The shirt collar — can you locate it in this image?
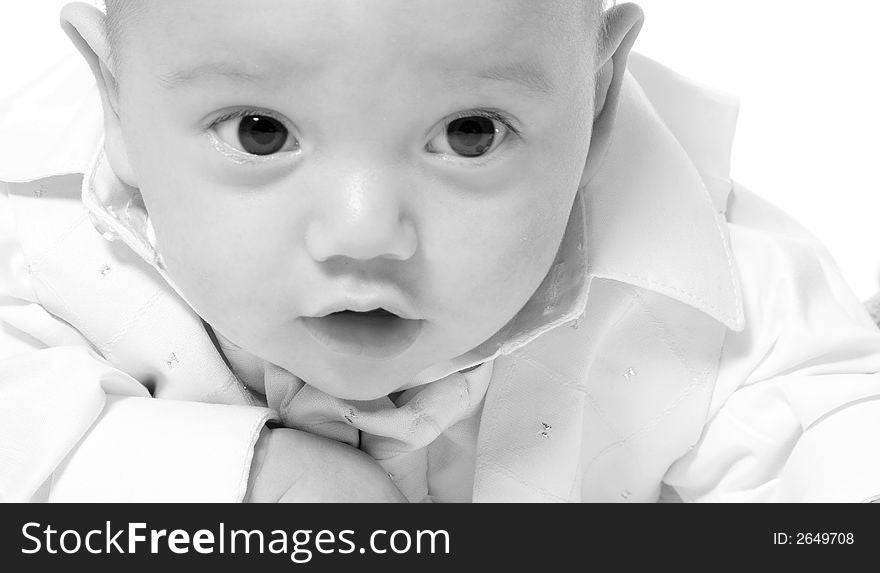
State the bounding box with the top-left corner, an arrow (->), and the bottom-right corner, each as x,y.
582,69 -> 745,332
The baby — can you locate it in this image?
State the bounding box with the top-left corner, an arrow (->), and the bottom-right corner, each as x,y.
2,0 -> 880,502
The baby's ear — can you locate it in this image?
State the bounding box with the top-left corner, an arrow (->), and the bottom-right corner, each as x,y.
580,3 -> 644,187
60,2 -> 138,188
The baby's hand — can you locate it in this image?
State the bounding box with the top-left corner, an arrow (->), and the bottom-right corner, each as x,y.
246,427 -> 406,503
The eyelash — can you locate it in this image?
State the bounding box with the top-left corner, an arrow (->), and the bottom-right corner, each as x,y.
446,109 -> 522,138
209,108 -> 285,131
429,109 -> 522,165
206,108 -> 297,164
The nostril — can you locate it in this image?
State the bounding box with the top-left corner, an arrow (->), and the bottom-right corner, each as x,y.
305,214 -> 418,263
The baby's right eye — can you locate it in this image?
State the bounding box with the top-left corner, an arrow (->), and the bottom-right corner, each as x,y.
211,112 -> 300,157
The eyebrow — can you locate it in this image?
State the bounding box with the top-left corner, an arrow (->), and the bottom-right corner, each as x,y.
157,62 -> 276,90
472,62 -> 556,97
157,59 -> 556,98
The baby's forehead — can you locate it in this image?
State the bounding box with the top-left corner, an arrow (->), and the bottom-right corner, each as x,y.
109,0 -> 595,23
110,0 -> 599,94
108,0 -> 599,57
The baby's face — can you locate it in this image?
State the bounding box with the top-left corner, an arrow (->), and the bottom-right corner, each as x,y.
115,0 -> 597,399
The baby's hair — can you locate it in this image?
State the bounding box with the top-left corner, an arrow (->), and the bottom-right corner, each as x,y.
102,0 -> 129,51
103,0 -> 615,68
102,0 -> 141,71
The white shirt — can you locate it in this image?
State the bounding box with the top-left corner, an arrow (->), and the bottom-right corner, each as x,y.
3,52 -> 880,502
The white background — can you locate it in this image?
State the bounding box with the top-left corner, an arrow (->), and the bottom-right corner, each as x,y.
3,0 -> 880,298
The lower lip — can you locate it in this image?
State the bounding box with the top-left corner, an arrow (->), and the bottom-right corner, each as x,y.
301,313 -> 423,360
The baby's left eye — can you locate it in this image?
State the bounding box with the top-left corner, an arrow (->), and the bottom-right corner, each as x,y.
211,112 -> 300,157
427,114 -> 512,159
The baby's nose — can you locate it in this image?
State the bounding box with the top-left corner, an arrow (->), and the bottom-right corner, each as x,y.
305,170 -> 418,263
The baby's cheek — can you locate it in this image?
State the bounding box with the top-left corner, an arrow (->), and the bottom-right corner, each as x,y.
513,226 -> 564,290
464,217 -> 561,315
150,214 -> 248,311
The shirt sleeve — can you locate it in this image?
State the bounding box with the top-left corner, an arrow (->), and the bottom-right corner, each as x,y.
0,187 -> 272,502
664,184 -> 880,502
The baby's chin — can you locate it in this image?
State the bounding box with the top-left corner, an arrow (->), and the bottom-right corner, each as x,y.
265,323 -> 473,401
255,341 -> 420,402
293,359 -> 418,402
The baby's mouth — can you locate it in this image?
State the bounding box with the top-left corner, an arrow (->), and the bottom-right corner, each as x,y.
301,309 -> 423,360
